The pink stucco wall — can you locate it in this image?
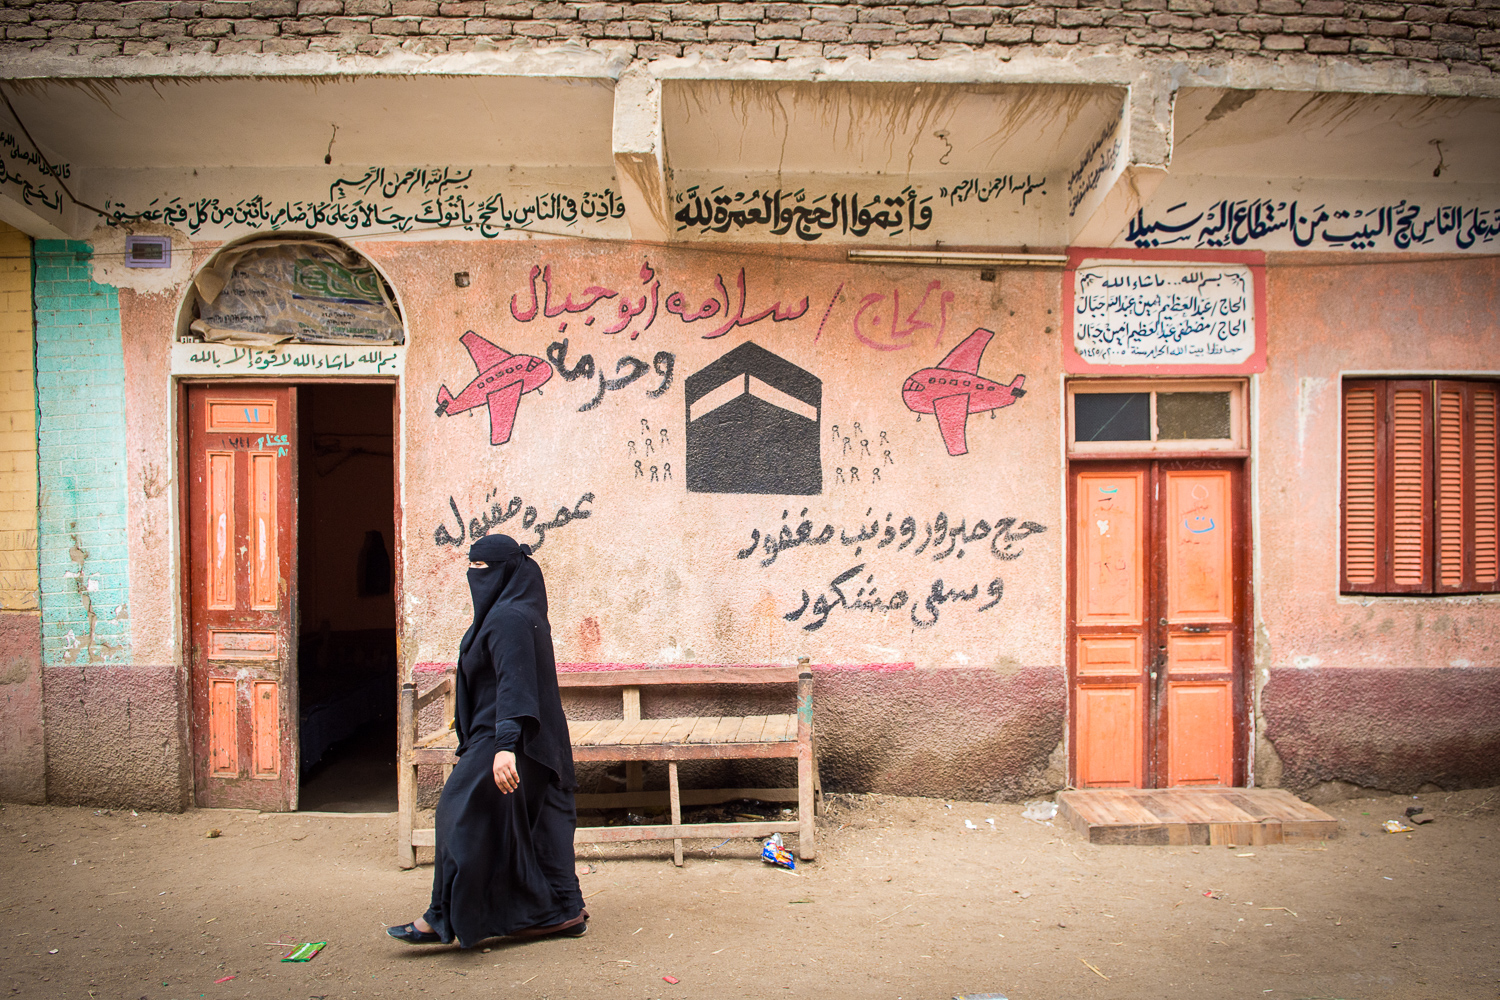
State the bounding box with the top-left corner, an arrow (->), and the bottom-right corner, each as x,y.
76,240 -> 1499,810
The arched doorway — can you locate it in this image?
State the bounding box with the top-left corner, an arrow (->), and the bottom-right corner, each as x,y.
178,235 -> 405,812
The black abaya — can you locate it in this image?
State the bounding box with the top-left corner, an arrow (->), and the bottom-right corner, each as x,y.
422,535 -> 583,947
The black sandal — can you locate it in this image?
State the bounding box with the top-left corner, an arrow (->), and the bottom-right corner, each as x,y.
387,922 -> 443,945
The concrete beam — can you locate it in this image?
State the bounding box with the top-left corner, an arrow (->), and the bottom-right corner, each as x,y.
1067,71 -> 1172,248
0,191 -> 72,241
612,68 -> 672,245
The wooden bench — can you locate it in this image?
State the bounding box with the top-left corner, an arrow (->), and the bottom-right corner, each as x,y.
397,659 -> 820,869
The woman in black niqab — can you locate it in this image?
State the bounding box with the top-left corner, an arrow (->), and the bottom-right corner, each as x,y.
387,534 -> 585,947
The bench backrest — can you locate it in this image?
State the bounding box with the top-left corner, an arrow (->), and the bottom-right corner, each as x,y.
555,665 -> 804,688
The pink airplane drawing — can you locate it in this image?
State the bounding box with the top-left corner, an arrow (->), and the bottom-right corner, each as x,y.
901,328 -> 1026,456
434,331 -> 553,445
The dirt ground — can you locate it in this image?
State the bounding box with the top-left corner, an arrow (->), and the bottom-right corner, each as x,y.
2,787 -> 1497,1000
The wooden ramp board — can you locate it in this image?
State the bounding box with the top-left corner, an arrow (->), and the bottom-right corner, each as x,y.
1057,788 -> 1339,846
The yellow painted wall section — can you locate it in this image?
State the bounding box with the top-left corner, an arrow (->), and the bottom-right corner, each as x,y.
0,222 -> 38,612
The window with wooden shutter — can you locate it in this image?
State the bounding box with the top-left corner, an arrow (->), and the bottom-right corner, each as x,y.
1342,379 -> 1500,595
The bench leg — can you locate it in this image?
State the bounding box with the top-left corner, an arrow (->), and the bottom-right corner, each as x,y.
797,748 -> 816,861
397,760 -> 417,869
668,761 -> 683,867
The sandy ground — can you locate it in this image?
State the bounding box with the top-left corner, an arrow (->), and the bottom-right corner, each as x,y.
2,788 -> 1497,1000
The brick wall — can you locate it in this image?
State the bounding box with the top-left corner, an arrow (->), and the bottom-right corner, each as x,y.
0,1 -> 1493,75
34,240 -> 129,666
0,222 -> 37,614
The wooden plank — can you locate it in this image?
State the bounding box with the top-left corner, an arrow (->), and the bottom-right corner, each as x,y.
412,747 -> 461,765
709,716 -> 744,744
577,787 -> 800,809
732,715 -> 770,744
686,716 -> 722,744
661,717 -> 697,745
599,718 -> 653,747
1056,788 -> 1335,846
567,719 -> 609,744
579,720 -> 632,747
575,820 -> 797,845
763,714 -> 796,743
572,742 -> 800,763
558,667 -> 800,688
624,717 -> 677,747
411,828 -> 436,848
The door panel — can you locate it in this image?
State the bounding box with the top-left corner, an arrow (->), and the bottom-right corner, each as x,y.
1070,458 -> 1247,788
1165,682 -> 1232,786
1077,470 -> 1145,624
187,386 -> 298,810
1076,685 -> 1143,788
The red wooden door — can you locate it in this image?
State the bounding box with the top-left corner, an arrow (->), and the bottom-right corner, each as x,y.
1068,459 -> 1247,788
186,386 -> 298,810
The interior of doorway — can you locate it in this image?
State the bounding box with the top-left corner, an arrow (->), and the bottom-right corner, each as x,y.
295,383 -> 397,812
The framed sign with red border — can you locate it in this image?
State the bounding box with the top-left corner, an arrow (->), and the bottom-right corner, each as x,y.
1063,247 -> 1267,375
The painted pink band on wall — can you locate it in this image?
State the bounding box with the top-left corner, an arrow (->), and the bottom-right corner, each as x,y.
412,661 -> 915,674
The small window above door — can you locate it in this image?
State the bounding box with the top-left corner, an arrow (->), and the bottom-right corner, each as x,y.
1068,380 -> 1247,455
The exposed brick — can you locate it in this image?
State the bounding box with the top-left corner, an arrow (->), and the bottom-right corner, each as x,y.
754,20 -> 802,35
718,4 -> 767,20
1322,17 -> 1366,32
74,1 -> 124,15
1014,6 -> 1056,22
1167,0 -> 1212,12
906,6 -> 948,21
820,40 -> 869,55
1237,13 -> 1280,29
897,24 -> 941,40
1304,32 -> 1349,48
774,38 -> 819,55
1104,11 -> 1148,25
261,33 -> 309,46
1365,18 -> 1408,33
628,5 -> 671,21
1436,39 -> 1479,57
1392,36 -> 1437,53
1033,24 -> 1080,39
511,17 -> 554,33
298,0 -> 341,13
1258,0 -> 1303,12
937,23 -> 982,39
215,34 -> 261,47
1078,24 -> 1126,39
391,1 -> 436,13
1451,8 -> 1495,27
1403,4 -> 1445,22
1301,0 -> 1344,11
187,16 -> 232,32
198,1 -> 250,14
635,39 -> 682,55
463,15 -> 512,29
395,32 -> 446,48
481,1 -> 531,13
1125,0 -> 1168,10
1147,11 -> 1195,25
728,40 -> 776,55
1261,30 -> 1305,44
55,22 -> 96,36
436,0 -> 481,11
169,3 -> 201,15
1216,29 -> 1260,44
35,2 -> 78,18
800,20 -> 846,37
121,36 -> 170,50
232,14 -> 281,29
849,22 -> 898,40
370,14 -> 420,29
0,9 -> 33,22
661,21 -> 706,37
1167,27 -> 1212,42
856,6 -> 906,21
1357,2 -> 1403,19
325,14 -> 371,28
948,5 -> 994,23
138,18 -> 188,34
249,0 -> 296,13
765,3 -> 810,19
1058,8 -> 1104,24
575,3 -> 620,19
281,14 -> 329,30
530,1 -> 573,18
1431,22 -> 1476,40
1350,32 -> 1391,48
811,4 -> 855,21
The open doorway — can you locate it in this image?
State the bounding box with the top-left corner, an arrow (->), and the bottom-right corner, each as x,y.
296,383 -> 397,811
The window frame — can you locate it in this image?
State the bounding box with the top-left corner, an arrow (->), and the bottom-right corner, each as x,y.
1340,377 -> 1500,597
1067,379 -> 1248,457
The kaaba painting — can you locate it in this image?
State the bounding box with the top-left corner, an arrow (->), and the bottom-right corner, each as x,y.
685,342 -> 822,495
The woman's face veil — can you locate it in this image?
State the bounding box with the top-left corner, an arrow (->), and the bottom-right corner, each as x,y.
459,534 -> 534,665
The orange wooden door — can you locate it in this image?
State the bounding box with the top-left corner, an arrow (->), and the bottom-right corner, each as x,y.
1069,460 -> 1247,788
186,386 -> 298,810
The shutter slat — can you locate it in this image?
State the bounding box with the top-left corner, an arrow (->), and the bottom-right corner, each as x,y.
1389,388 -> 1427,587
1437,387 -> 1466,587
1343,387 -> 1379,587
1475,386 -> 1498,586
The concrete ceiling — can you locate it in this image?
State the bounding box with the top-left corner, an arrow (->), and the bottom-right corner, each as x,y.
3,75 -> 617,170
663,80 -> 1125,178
1172,88 -> 1500,185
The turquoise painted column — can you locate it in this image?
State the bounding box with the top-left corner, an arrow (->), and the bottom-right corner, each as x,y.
34,240 -> 130,665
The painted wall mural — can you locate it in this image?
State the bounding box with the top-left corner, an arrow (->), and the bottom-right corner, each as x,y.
901,328 -> 1027,457
434,331 -> 553,446
398,243 -> 1061,668
685,342 -> 822,496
